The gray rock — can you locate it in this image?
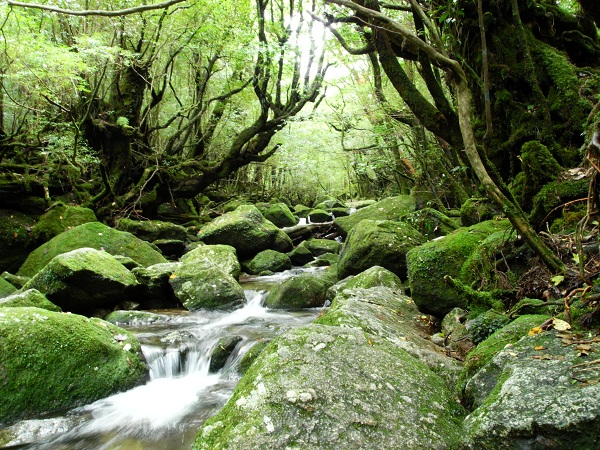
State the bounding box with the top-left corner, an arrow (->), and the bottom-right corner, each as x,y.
193,325 -> 464,450
462,330 -> 600,449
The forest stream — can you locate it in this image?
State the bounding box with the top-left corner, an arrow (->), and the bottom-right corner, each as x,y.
2,269 -> 323,450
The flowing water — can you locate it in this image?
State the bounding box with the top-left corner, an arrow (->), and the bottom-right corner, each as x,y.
2,269 -> 322,450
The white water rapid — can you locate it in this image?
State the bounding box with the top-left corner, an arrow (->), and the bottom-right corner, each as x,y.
2,273 -> 322,450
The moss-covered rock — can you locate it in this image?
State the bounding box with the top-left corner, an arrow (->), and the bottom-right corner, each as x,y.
0,277 -> 17,298
307,208 -> 331,223
333,196 -> 416,238
115,218 -> 188,242
328,266 -> 403,300
462,328 -> 600,449
180,244 -> 240,279
265,270 -> 337,309
104,309 -> 173,325
31,205 -> 97,244
0,307 -> 147,424
131,262 -> 181,309
1,272 -> 29,289
0,289 -> 61,312
193,324 -> 464,450
0,210 -> 37,274
317,286 -> 461,386
197,205 -> 293,259
238,340 -> 270,374
466,310 -> 511,345
170,260 -> 245,311
293,204 -> 311,218
303,238 -> 341,256
17,222 -> 167,278
401,207 -> 460,239
338,220 -> 425,280
458,314 -> 550,406
305,252 -> 339,268
22,248 -> 139,314
243,250 -> 292,275
407,220 -> 511,317
519,140 -> 563,207
259,203 -> 297,228
287,243 -> 314,266
209,336 -> 243,373
460,198 -> 502,227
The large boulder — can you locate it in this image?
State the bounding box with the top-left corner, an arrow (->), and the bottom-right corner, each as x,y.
0,289 -> 61,312
333,195 -> 416,238
338,220 -> 425,280
17,222 -> 167,278
317,286 -> 461,386
31,204 -> 97,243
170,256 -> 245,311
243,250 -> 292,275
327,266 -> 404,301
0,307 -> 147,424
180,244 -> 241,278
265,270 -> 337,309
462,327 -> 600,449
259,203 -> 297,228
406,220 -> 511,317
197,205 -> 293,259
193,291 -> 464,449
115,218 -> 189,242
302,238 -> 341,256
23,248 -> 139,314
131,262 -> 182,309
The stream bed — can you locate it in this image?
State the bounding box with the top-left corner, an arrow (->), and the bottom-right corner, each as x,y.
2,269 -> 322,449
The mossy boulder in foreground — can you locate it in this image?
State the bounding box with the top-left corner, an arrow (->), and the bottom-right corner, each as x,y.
193,323 -> 463,449
462,328 -> 600,449
197,205 -> 292,259
338,219 -> 425,280
23,248 -> 139,314
0,307 -> 147,425
17,222 -> 167,278
116,218 -> 188,242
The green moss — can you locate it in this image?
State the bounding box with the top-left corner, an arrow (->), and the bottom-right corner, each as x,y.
0,289 -> 61,312
407,220 -> 511,316
17,222 -> 167,278
0,307 -> 147,424
529,179 -> 589,228
239,340 -> 270,374
0,210 -> 37,273
31,205 -> 97,244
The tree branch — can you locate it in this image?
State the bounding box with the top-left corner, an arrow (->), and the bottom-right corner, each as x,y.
6,0 -> 188,17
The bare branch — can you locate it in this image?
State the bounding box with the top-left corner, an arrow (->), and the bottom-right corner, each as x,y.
6,0 -> 188,17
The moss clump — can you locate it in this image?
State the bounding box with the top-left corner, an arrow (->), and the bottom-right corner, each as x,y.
0,277 -> 17,298
17,222 -> 167,278
460,198 -> 502,226
529,179 -> 589,228
401,207 -> 459,239
0,289 -> 61,312
519,140 -> 563,209
0,307 -> 147,424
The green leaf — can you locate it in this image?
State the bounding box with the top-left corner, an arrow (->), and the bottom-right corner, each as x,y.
551,275 -> 564,286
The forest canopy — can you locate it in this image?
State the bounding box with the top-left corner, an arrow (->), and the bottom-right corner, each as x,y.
1,0 -> 599,271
